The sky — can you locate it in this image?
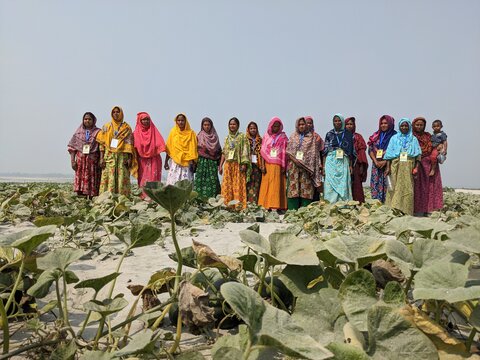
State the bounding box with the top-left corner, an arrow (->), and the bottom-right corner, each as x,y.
0,0 -> 479,188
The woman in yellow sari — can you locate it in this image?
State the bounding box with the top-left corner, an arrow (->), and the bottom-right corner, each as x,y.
165,113 -> 198,185
96,106 -> 138,196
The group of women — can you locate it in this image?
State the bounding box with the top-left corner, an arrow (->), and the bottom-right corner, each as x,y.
68,107 -> 445,216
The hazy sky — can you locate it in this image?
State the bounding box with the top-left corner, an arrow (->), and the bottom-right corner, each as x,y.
1,0 -> 479,188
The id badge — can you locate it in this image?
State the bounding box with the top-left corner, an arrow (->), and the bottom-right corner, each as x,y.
400,152 -> 408,162
336,149 -> 344,159
227,150 -> 235,160
82,144 -> 91,154
295,151 -> 304,161
252,155 -> 257,163
270,149 -> 278,158
110,138 -> 119,149
376,149 -> 384,159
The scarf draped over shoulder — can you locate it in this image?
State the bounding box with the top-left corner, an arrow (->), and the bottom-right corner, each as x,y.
412,117 -> 433,157
96,106 -> 135,154
368,115 -> 397,152
133,112 -> 166,158
68,112 -> 100,153
384,118 -> 422,159
260,117 -> 288,168
197,117 -> 222,161
246,121 -> 265,169
322,114 -> 354,157
166,113 -> 198,167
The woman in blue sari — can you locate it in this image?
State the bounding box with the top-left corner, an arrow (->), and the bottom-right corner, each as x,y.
322,114 -> 354,203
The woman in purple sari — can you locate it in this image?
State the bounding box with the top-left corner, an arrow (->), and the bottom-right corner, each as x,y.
412,117 -> 444,215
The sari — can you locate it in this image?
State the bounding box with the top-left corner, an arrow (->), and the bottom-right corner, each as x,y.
246,122 -> 264,204
345,117 -> 368,203
412,117 -> 443,214
68,112 -> 101,197
258,117 -> 288,210
368,115 -> 396,203
305,116 -> 325,200
166,113 -> 198,185
286,117 -> 322,209
195,117 -> 221,199
221,124 -> 250,208
384,118 -> 421,215
133,112 -> 166,197
96,106 -> 138,196
323,114 -> 354,203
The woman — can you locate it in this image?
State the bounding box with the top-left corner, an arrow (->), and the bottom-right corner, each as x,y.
286,117 -> 322,210
322,114 -> 354,203
258,117 -> 288,211
384,118 -> 421,215
412,117 -> 443,215
195,117 -> 222,199
96,106 -> 137,196
68,112 -> 101,198
133,112 -> 166,198
246,121 -> 265,204
165,113 -> 198,185
305,116 -> 325,200
367,115 -> 397,203
345,117 -> 368,203
218,117 -> 250,209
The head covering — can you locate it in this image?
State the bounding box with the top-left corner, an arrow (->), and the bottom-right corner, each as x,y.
133,112 -> 166,158
197,117 -> 221,160
412,117 -> 432,156
345,117 -> 368,165
305,115 -> 324,152
95,106 -> 135,154
323,114 -> 354,156
260,117 -> 288,168
286,117 -> 319,176
68,112 -> 100,153
246,121 -> 262,158
166,113 -> 198,166
384,118 -> 422,159
367,115 -> 397,151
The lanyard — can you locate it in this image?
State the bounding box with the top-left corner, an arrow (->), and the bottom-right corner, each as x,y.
114,122 -> 123,138
85,130 -> 90,142
401,136 -> 409,151
335,131 -> 345,149
379,132 -> 386,148
252,138 -> 256,152
229,133 -> 237,149
298,133 -> 305,149
272,134 -> 280,147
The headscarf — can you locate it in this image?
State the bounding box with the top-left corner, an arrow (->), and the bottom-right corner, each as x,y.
286,117 -> 320,177
246,121 -> 263,159
223,118 -> 250,165
96,106 -> 135,154
68,112 -> 101,153
384,118 -> 422,159
197,117 -> 221,161
367,115 -> 397,151
133,112 -> 166,158
323,114 -> 354,157
166,113 -> 198,166
305,115 -> 325,152
412,117 -> 432,156
345,117 -> 368,163
260,117 -> 288,168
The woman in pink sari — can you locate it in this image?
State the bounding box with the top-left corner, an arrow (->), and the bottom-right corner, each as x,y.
412,117 -> 443,215
133,112 -> 166,198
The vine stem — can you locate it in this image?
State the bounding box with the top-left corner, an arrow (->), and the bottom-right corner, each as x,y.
466,328 -> 477,352
170,215 -> 182,296
4,258 -> 25,314
257,260 -> 269,296
0,300 -> 9,354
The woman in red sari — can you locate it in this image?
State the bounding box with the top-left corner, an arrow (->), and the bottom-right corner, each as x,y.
133,112 -> 166,198
68,112 -> 101,198
412,117 -> 443,215
345,117 -> 368,203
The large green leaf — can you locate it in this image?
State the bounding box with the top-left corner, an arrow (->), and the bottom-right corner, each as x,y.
211,324 -> 249,360
444,221 -> 480,254
114,329 -> 156,357
239,230 -> 271,255
367,306 -> 437,359
37,247 -> 84,271
292,288 -> 343,345
279,265 -> 327,296
413,262 -> 480,303
50,340 -> 77,360
84,297 -> 128,316
221,282 -> 332,359
326,342 -> 370,360
144,180 -> 192,215
324,235 -> 385,268
386,216 -> 453,240
0,225 -> 56,254
385,239 -> 413,277
129,224 -> 161,249
74,272 -> 121,293
79,351 -> 114,360
338,270 -> 377,332
27,268 -> 62,298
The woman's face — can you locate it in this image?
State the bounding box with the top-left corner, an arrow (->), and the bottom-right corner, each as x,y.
333,116 -> 343,131
297,119 -> 306,133
176,115 -> 186,130
400,122 -> 410,134
248,123 -> 258,137
414,120 -> 425,133
229,120 -> 239,133
345,120 -> 354,132
112,107 -> 122,121
141,116 -> 151,127
83,114 -> 94,129
380,119 -> 389,132
202,120 -> 212,133
271,121 -> 281,134
305,118 -> 314,131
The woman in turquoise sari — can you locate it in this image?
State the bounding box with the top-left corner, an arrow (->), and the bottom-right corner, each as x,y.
322,114 -> 354,203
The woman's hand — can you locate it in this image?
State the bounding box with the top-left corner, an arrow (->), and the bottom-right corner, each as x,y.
218,166 -> 223,175
240,164 -> 247,173
378,160 -> 386,169
71,159 -> 77,171
261,167 -> 266,175
164,161 -> 170,171
100,159 -> 106,169
124,156 -> 132,169
384,168 -> 390,176
189,161 -> 196,173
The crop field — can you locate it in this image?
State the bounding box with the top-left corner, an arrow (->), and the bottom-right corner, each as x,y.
1,181 -> 480,359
